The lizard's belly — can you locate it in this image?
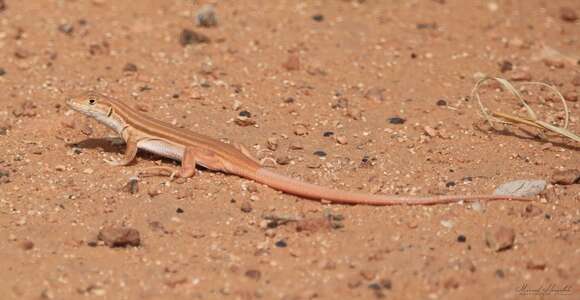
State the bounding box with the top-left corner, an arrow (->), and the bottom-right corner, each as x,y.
137,139 -> 185,162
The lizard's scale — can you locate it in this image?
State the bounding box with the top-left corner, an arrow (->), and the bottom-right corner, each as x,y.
67,92 -> 531,206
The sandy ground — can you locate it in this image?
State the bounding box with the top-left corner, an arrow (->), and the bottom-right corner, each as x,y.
1,0 -> 579,299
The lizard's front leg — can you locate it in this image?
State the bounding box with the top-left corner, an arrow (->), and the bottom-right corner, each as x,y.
105,131 -> 139,166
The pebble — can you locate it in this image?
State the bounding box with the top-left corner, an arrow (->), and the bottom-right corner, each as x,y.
57,23 -> 74,35
289,141 -> 303,150
276,155 -> 291,165
335,135 -> 348,145
0,168 -> 9,184
312,14 -> 324,22
121,177 -> 139,194
563,90 -> 578,102
457,235 -> 466,243
572,74 -> 580,86
245,269 -> 261,280
19,240 -> 34,250
499,60 -> 513,73
0,68 -> 5,76
83,168 -> 94,174
560,7 -> 578,22
521,204 -> 543,218
176,208 -> 184,214
313,150 -> 327,157
388,116 -> 406,125
275,239 -> 287,248
195,4 -> 218,27
240,201 -> 253,213
234,115 -> 256,126
294,124 -> 309,136
346,107 -> 362,120
323,131 -> 334,137
179,29 -> 210,46
0,0 -> 5,12
123,63 -> 138,72
97,226 -> 141,247
436,99 -> 447,106
485,226 -> 515,251
423,126 -> 437,137
551,169 -> 580,185
282,53 -> 300,71
509,70 -> 532,81
493,179 -> 546,197
55,165 -> 66,171
364,87 -> 385,102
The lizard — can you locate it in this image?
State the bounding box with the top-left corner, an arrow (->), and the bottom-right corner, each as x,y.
66,92 -> 531,206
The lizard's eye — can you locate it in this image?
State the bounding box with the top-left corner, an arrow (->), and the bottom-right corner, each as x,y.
89,99 -> 96,105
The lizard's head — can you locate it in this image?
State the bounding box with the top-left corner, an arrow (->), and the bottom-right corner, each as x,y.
67,92 -> 114,119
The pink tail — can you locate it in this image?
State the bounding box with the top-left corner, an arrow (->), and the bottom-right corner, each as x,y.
244,168 -> 531,206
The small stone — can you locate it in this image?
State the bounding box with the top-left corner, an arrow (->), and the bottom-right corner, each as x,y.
123,63 -> 138,72
379,278 -> 392,290
388,116 -> 406,125
313,150 -> 327,157
346,107 -> 362,120
572,74 -> 580,86
245,269 -> 261,280
423,126 -> 437,137
436,99 -> 447,106
57,23 -> 74,35
526,260 -> 546,271
551,169 -> 580,185
0,0 -> 5,12
332,97 -> 349,109
55,165 -> 66,171
179,29 -> 210,46
120,177 -> 139,194
485,226 -> 515,252
264,229 -> 276,238
521,204 -> 543,218
0,68 -> 5,76
240,201 -> 252,213
289,141 -> 303,150
19,240 -> 34,250
176,208 -> 184,214
83,168 -> 94,174
0,168 -> 9,184
360,270 -> 377,280
195,4 -> 218,27
494,179 -> 546,197
560,7 -> 578,22
364,87 -> 385,102
97,226 -> 141,247
543,58 -> 565,69
335,135 -> 348,145
323,131 -> 334,137
499,60 -> 513,73
235,115 -> 256,126
563,90 -> 578,102
275,239 -> 287,248
282,53 -> 300,71
276,155 -> 291,165
312,14 -> 324,22
294,124 -> 308,136
266,137 -> 279,151
509,70 -> 532,81
457,235 -> 466,243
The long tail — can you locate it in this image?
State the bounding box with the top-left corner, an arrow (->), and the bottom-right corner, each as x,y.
241,168 -> 531,206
